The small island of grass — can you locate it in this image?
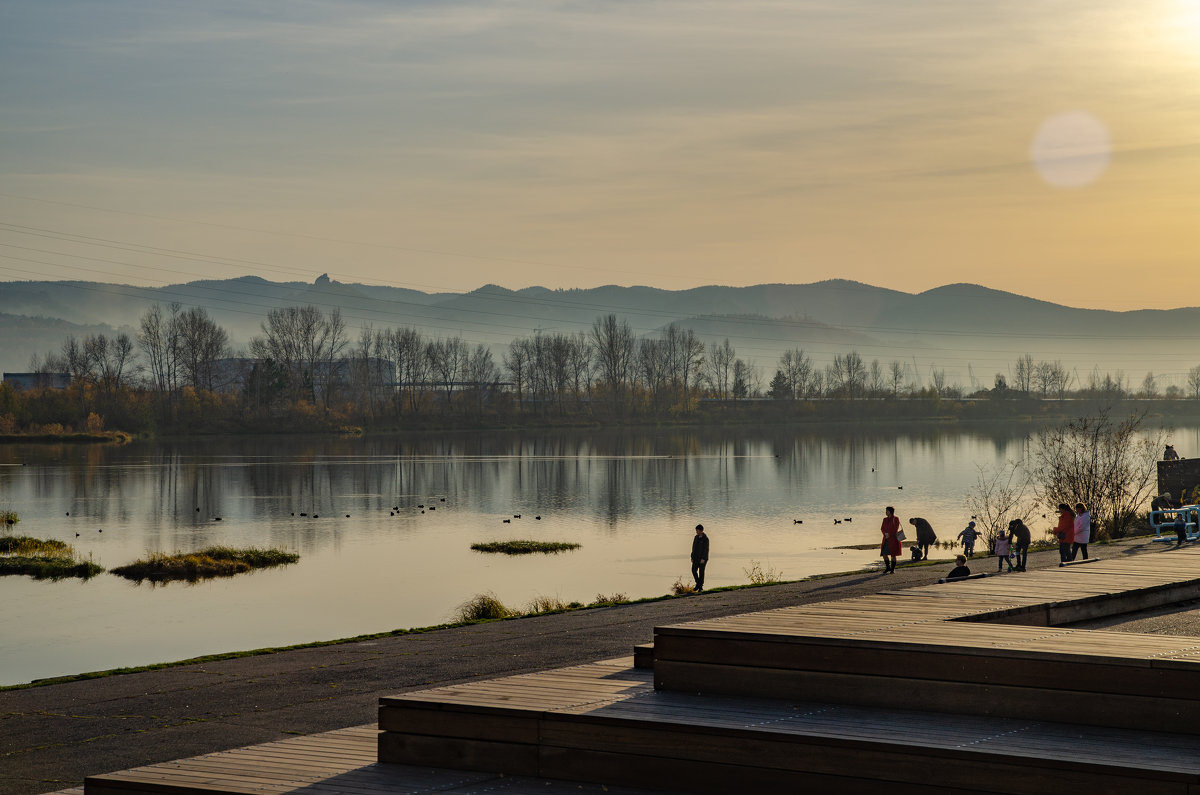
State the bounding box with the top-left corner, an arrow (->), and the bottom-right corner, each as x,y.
0,536 -> 104,580
111,546 -> 299,583
470,540 -> 581,555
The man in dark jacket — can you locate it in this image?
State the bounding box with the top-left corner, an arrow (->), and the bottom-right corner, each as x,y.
908,517 -> 937,562
691,524 -> 709,592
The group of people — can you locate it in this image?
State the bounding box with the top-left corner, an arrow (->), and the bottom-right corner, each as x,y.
880,502 -> 1094,580
877,507 -> 939,573
1052,502 -> 1092,563
687,499 -> 1101,591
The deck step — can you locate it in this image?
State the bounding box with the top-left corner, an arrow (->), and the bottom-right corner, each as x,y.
378,658 -> 1200,794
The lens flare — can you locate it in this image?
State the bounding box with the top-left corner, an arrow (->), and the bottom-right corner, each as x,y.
1030,111 -> 1112,189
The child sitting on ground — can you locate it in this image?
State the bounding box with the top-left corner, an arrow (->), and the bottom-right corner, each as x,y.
946,555 -> 971,579
994,533 -> 1014,573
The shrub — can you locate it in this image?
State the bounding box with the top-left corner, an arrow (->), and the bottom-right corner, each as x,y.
589,593 -> 627,606
455,592 -> 513,622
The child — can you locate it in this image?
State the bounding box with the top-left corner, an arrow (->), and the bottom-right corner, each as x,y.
946,555 -> 971,579
994,533 -> 1014,573
956,521 -> 979,557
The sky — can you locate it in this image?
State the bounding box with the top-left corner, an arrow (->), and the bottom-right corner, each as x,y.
2,0 -> 1200,309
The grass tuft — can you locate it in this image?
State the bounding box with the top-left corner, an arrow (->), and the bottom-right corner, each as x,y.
588,592 -> 628,607
526,594 -> 569,613
111,546 -> 299,583
671,577 -> 696,595
744,560 -> 783,585
455,592 -> 513,621
470,540 -> 581,555
0,535 -> 102,580
0,555 -> 103,580
0,536 -> 68,555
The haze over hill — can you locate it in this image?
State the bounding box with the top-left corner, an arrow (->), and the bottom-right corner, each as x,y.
1,276 -> 1196,392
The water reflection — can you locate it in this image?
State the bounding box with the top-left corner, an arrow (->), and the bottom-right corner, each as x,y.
0,422 -> 1085,685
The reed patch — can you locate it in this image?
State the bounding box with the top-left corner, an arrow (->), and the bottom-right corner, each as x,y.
0,536 -> 102,580
470,540 -> 581,555
111,546 -> 299,583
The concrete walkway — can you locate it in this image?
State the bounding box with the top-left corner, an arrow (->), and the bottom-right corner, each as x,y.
0,536 -> 1180,795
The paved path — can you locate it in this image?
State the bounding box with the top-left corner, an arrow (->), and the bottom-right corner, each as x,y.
0,537 -> 1173,795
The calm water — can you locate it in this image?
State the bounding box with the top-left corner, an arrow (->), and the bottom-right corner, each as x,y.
0,424 -> 1182,686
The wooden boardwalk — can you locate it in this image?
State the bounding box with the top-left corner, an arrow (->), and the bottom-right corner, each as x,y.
653,548 -> 1200,734
85,723 -> 659,795
87,546 -> 1200,794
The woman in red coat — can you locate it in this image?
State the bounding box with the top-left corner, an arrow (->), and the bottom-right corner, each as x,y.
1054,503 -> 1075,564
880,506 -> 901,574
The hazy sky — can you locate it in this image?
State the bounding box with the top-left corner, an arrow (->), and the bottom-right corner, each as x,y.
3,0 -> 1200,309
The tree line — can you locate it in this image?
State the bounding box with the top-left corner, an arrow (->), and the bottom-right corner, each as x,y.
3,302 -> 1200,435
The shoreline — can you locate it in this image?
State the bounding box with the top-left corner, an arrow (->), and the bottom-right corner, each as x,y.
0,532 -> 1153,693
0,535 -> 1168,795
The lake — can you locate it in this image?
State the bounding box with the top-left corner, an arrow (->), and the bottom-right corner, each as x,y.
0,423 -> 1183,686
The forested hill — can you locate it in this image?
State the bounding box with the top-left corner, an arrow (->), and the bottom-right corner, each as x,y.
1,276 -> 1196,388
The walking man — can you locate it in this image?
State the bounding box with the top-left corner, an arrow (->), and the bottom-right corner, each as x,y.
691,524 -> 709,592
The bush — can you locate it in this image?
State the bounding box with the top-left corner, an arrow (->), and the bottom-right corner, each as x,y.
455,592 -> 513,622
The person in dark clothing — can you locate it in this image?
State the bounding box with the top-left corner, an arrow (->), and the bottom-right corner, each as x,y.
1007,518 -> 1031,572
946,555 -> 971,579
909,517 -> 937,561
690,524 -> 709,591
1174,511 -> 1188,547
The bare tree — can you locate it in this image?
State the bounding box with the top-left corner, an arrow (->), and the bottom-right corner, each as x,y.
176,307 -> 230,391
965,460 -> 1035,547
138,303 -> 181,395
1027,408 -> 1164,539
1139,372 -> 1159,399
426,336 -> 468,409
1188,365 -> 1200,399
780,348 -> 813,399
888,360 -> 905,397
1013,354 -> 1035,393
867,359 -> 885,398
590,314 -> 634,413
708,339 -> 736,399
249,305 -> 345,406
504,338 -> 532,408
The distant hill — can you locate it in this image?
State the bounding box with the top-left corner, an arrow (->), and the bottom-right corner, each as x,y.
1,276 -> 1196,390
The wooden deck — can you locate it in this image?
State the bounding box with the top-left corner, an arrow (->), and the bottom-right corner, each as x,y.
84,723 -> 660,795
379,658 -> 1200,794
654,548 -> 1200,734
86,545 -> 1200,795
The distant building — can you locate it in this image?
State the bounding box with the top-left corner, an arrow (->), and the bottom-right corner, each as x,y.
3,372 -> 71,390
